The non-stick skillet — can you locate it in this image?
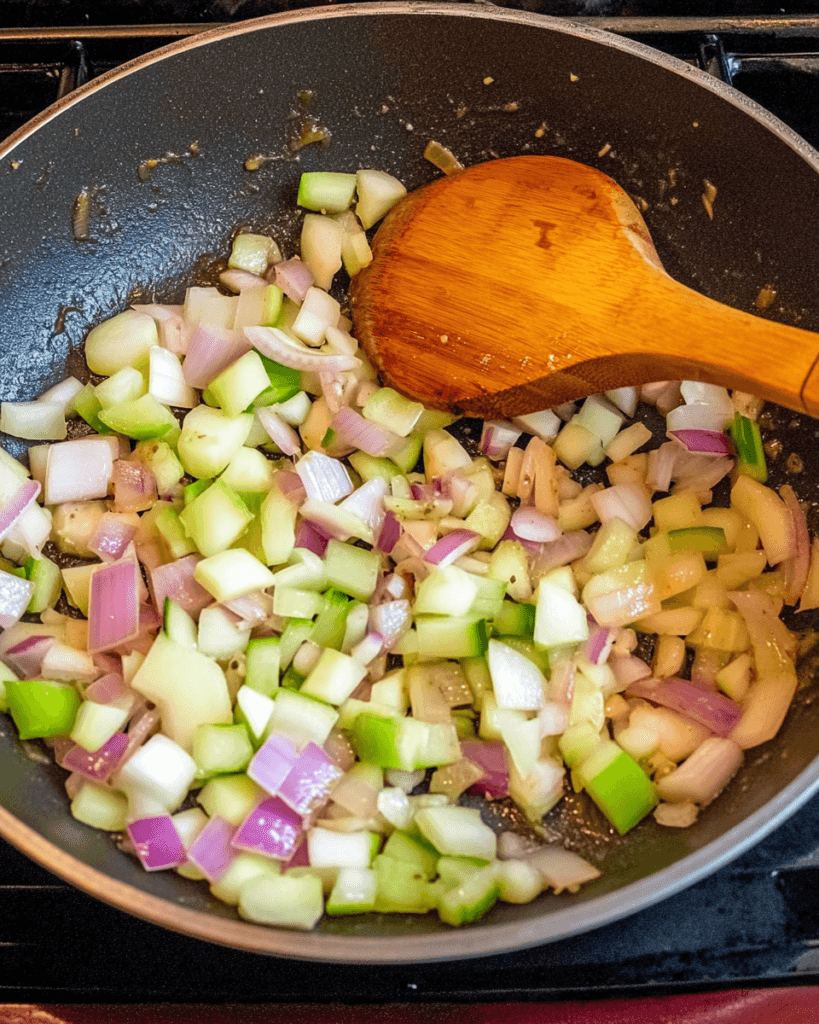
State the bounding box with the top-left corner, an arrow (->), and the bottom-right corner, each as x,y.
1,2 -> 819,963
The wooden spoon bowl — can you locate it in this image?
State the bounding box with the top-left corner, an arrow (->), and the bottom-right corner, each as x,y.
350,156 -> 819,419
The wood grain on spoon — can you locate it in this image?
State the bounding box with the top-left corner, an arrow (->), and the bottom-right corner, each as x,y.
350,155 -> 819,419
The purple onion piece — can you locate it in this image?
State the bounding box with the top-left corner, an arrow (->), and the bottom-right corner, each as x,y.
627,677 -> 743,735
62,732 -> 129,782
127,815 -> 185,871
186,815 -> 237,882
247,733 -> 300,796
277,742 -> 343,816
461,740 -> 509,799
231,797 -> 304,861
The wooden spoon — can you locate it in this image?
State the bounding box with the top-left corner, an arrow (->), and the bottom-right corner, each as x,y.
350,155 -> 819,419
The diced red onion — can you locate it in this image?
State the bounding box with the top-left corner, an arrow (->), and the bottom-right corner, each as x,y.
223,591 -> 272,627
88,561 -> 140,653
671,455 -> 733,494
0,570 -> 35,630
368,600 -> 411,649
330,773 -> 379,818
85,672 -> 130,705
63,732 -> 129,782
273,258 -> 314,303
583,627 -> 615,666
646,441 -> 679,493
586,583 -> 659,629
351,632 -> 385,666
64,772 -> 84,800
232,797 -> 304,860
89,513 -> 138,562
149,555 -> 212,618
0,479 -> 40,542
552,402 -> 577,422
667,401 -> 730,434
656,737 -> 743,807
481,420 -> 522,461
538,702 -> 569,737
256,407 -> 302,457
44,437 -> 114,504
319,370 -> 344,415
462,740 -> 509,799
295,451 -> 353,503
780,485 -> 811,605
38,375 -> 85,415
121,706 -> 161,765
41,642 -> 97,682
276,471 -> 308,507
531,531 -> 593,575
112,461 -> 157,513
149,345 -> 198,409
219,269 -> 266,293
668,429 -> 734,457
525,846 -> 601,891
323,728 -> 356,772
247,733 -> 300,796
278,742 -> 343,816
627,677 -> 742,735
511,507 -> 562,544
186,815 -> 237,882
340,478 -> 388,533
92,652 -> 122,677
591,483 -> 652,532
424,529 -> 481,567
376,511 -> 401,554
134,303 -> 189,356
500,523 -> 541,556
331,407 -> 401,458
5,634 -> 56,677
610,653 -> 653,690
182,324 -> 251,389
294,520 -> 329,557
548,659 -> 575,705
679,381 -> 734,418
127,815 -> 185,871
245,326 -> 359,373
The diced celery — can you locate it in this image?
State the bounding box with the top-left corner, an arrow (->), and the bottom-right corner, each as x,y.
575,740 -> 658,834
194,549 -> 275,603
177,405 -> 253,480
301,648 -> 367,706
729,412 -> 767,482
198,773 -> 265,826
273,587 -> 325,619
245,637 -> 281,697
323,539 -> 381,602
6,679 -> 81,740
228,233 -> 279,275
239,872 -> 324,929
209,350 -> 271,418
85,309 -> 158,376
193,723 -> 253,776
179,479 -> 253,557
298,171 -> 357,213
97,394 -> 179,441
70,782 -> 128,832
415,615 -> 489,660
95,366 -> 146,408
210,852 -> 278,906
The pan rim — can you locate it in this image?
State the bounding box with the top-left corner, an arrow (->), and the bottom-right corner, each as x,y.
2,2 -> 819,963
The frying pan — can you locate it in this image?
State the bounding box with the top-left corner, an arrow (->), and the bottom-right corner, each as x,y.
1,2 -> 819,964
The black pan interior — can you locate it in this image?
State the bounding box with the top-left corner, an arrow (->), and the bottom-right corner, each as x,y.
1,6 -> 819,957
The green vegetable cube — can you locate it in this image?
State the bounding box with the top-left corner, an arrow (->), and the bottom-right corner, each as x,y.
6,679 -> 81,740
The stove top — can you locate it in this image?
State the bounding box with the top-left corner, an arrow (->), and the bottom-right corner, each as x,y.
3,2 -> 819,1003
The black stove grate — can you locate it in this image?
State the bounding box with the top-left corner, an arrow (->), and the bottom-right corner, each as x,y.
3,9 -> 819,1003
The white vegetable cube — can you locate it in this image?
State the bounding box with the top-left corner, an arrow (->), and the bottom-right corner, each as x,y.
238,872 -> 324,930
70,699 -> 130,753
177,405 -> 253,481
534,578 -> 589,648
291,287 -> 341,348
194,549 -> 276,603
414,805 -> 497,861
197,605 -> 251,661
355,169 -> 407,229
487,639 -> 547,711
414,565 -> 479,617
300,648 -> 367,706
115,734 -> 197,811
267,689 -> 338,748
307,826 -> 374,868
149,346 -> 197,408
235,685 -> 276,745
85,309 -> 158,376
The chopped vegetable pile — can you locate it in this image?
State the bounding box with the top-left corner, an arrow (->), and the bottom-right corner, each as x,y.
0,166 -> 813,931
